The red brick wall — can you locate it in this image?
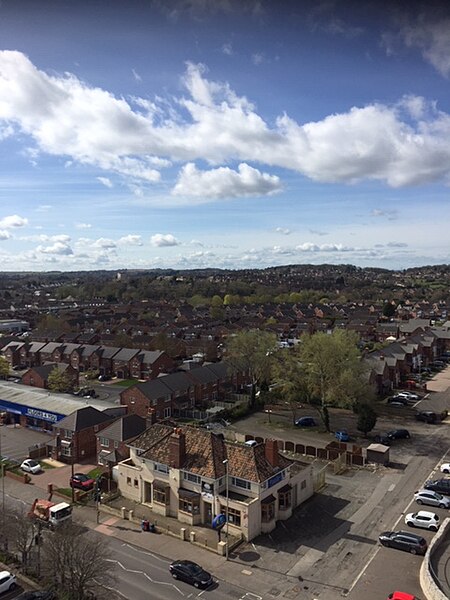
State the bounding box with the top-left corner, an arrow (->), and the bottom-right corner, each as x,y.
22,370 -> 47,389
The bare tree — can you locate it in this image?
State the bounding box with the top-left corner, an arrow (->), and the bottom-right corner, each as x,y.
41,522 -> 116,600
8,508 -> 36,572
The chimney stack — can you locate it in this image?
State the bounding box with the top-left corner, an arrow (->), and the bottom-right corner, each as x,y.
265,439 -> 279,468
169,427 -> 186,469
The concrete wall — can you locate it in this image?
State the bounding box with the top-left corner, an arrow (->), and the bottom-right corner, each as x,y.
420,516 -> 450,600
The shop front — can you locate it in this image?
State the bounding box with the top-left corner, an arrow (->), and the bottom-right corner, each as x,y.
0,398 -> 65,431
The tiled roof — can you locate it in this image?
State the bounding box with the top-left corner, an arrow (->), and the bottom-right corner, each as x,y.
56,406 -> 114,431
97,414 -> 147,441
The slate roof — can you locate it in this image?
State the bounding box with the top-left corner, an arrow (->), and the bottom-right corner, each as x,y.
99,346 -> 121,359
97,414 -> 146,442
113,348 -> 140,362
129,424 -> 292,482
40,342 -> 64,354
135,350 -> 164,364
26,362 -> 71,379
56,406 -> 114,431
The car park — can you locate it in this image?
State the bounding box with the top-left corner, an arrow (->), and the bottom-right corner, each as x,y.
0,571 -> 17,594
20,458 -> 42,474
335,430 -> 349,442
378,531 -> 427,555
414,489 -> 450,508
295,416 -> 316,427
404,510 -> 440,531
169,560 -> 213,588
69,473 -> 95,490
424,478 -> 450,495
440,463 -> 450,474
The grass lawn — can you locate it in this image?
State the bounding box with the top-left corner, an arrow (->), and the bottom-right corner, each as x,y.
88,466 -> 105,480
113,379 -> 139,388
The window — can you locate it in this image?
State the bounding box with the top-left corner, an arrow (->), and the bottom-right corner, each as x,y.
182,471 -> 201,484
221,506 -> 241,526
134,479 -> 139,488
65,430 -> 73,439
99,437 -> 109,448
126,477 -> 131,486
114,440 -> 119,449
261,501 -> 275,522
179,498 -> 200,515
231,477 -> 251,490
154,463 -> 169,474
164,407 -> 171,418
153,487 -> 169,505
278,490 -> 291,510
61,445 -> 72,457
300,480 -> 306,490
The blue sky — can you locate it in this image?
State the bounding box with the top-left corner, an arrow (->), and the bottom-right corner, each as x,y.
0,0 -> 449,272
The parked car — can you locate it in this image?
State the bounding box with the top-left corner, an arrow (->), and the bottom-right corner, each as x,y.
440,463 -> 450,474
405,510 -> 440,531
374,434 -> 391,446
414,489 -> 450,508
378,531 -> 427,555
169,560 -> 213,588
424,478 -> 450,495
387,396 -> 409,406
69,473 -> 95,490
295,416 -> 316,427
0,571 -> 17,595
415,411 -> 438,424
244,440 -> 258,447
387,429 -> 411,440
396,391 -> 420,401
335,430 -> 349,442
387,593 -> 417,600
20,459 -> 42,474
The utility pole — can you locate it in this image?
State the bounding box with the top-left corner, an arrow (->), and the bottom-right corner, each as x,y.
222,459 -> 229,561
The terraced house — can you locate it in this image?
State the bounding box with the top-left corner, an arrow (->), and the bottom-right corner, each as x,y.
116,424 -> 314,541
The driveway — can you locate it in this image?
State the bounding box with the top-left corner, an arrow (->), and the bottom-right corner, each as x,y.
29,461 -> 97,492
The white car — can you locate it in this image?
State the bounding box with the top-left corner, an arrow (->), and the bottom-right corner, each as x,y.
20,459 -> 42,474
244,440 -> 258,447
440,463 -> 450,474
0,571 -> 16,594
415,489 -> 450,508
405,510 -> 440,531
396,391 -> 420,401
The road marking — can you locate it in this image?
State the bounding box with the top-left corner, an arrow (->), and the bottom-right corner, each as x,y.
240,593 -> 262,600
104,558 -> 185,595
121,542 -> 170,563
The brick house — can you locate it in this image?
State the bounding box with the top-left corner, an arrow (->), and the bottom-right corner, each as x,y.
116,424 -> 314,541
22,363 -> 79,390
50,406 -> 117,463
69,344 -> 102,372
95,346 -> 121,378
96,414 -> 147,466
112,348 -> 140,379
129,350 -> 174,380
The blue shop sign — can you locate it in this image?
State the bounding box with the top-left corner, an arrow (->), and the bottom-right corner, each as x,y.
0,398 -> 64,423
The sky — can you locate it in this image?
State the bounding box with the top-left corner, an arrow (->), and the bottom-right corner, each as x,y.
0,0 -> 449,272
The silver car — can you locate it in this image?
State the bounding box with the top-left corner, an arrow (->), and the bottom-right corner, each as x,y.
414,489 -> 450,509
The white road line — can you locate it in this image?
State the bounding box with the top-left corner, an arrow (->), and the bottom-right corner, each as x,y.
104,558 -> 185,596
121,541 -> 169,563
346,445 -> 450,595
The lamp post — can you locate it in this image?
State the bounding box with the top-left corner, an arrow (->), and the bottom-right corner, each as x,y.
222,459 -> 229,561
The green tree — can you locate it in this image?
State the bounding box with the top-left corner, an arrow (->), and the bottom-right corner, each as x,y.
299,330 -> 373,431
47,367 -> 74,393
356,403 -> 377,437
225,330 -> 278,408
272,346 -> 310,424
0,356 -> 10,379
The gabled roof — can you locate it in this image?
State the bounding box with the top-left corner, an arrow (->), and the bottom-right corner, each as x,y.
134,350 -> 164,364
25,362 -> 71,379
96,414 -> 146,442
99,346 -> 121,359
40,342 -> 64,354
113,348 -> 140,362
56,406 -> 114,432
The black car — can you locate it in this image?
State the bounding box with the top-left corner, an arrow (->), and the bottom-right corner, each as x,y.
387,396 -> 409,406
169,560 -> 213,588
415,411 -> 438,424
374,434 -> 391,445
378,531 -> 427,555
387,429 -> 411,440
424,478 -> 450,495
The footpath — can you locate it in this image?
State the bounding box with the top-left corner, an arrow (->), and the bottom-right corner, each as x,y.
3,477 -> 297,600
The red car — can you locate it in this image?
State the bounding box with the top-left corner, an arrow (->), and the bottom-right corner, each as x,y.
388,593 -> 417,600
69,473 -> 95,490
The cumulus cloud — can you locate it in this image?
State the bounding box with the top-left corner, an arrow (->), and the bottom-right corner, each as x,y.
92,238 -> 117,249
172,162 -> 282,199
1,51 -> 450,188
36,241 -> 73,255
118,234 -> 143,246
97,176 -> 113,188
150,233 -> 180,247
0,230 -> 11,240
296,242 -> 354,252
0,214 -> 28,228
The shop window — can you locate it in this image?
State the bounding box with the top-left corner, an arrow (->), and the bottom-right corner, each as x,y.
221,506 -> 241,527
278,490 -> 291,510
179,498 -> 200,515
153,488 -> 169,505
261,501 -> 275,523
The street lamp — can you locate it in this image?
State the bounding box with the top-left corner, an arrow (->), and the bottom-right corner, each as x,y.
222,459 -> 229,561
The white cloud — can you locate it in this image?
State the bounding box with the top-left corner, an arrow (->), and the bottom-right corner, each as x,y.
118,234 -> 143,246
36,241 -> 73,255
75,222 -> 92,229
92,238 -> 117,249
275,227 -> 291,235
251,52 -> 264,65
222,43 -> 233,56
97,176 -> 113,188
0,230 -> 11,240
132,68 -> 142,82
172,162 -> 282,199
296,242 -> 354,253
35,205 -> 52,212
398,18 -> 450,77
371,208 -> 398,220
0,214 -> 28,228
150,233 -> 180,247
1,52 -> 450,189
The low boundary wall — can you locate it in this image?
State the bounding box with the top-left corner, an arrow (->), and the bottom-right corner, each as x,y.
420,516 -> 450,600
